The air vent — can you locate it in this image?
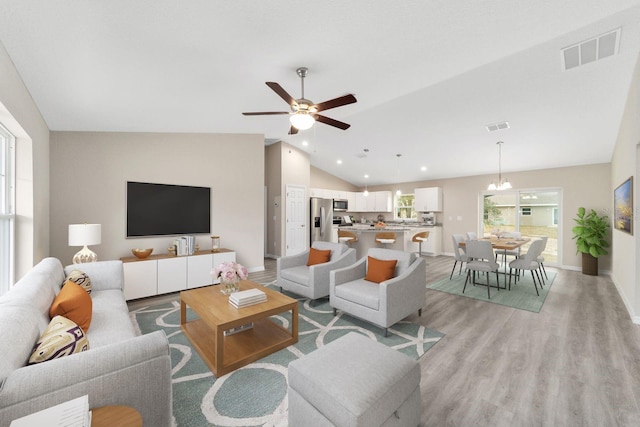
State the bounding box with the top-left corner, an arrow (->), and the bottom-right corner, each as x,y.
562,28 -> 620,71
486,121 -> 510,132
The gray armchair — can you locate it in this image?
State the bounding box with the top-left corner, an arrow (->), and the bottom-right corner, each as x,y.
277,241 -> 356,302
330,248 -> 426,336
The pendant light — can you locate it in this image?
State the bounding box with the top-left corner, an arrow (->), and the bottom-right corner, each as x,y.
487,141 -> 512,191
395,154 -> 402,196
363,149 -> 369,197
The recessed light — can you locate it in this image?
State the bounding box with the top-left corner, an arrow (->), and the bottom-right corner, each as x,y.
337,159 -> 342,164
364,174 -> 369,179
421,166 -> 427,171
302,140 -> 309,146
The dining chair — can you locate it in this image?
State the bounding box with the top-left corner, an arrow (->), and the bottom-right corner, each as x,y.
536,236 -> 549,280
375,232 -> 396,249
412,231 -> 429,256
507,239 -> 545,296
495,231 -> 522,265
466,231 -> 477,240
463,240 -> 500,299
450,234 -> 468,279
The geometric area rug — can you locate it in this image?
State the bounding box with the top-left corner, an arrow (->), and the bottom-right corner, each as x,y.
428,270 -> 556,313
129,284 -> 444,427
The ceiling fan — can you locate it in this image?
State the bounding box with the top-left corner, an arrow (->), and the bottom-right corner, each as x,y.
242,67 -> 357,135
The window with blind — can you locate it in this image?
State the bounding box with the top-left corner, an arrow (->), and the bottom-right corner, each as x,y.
0,123 -> 15,295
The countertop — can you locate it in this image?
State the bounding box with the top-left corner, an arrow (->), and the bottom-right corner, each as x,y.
339,224 -> 440,232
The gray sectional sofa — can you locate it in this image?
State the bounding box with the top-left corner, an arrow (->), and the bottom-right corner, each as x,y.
0,257 -> 172,426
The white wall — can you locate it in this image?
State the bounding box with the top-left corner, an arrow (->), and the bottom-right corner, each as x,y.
50,131 -> 265,272
611,52 -> 640,322
0,41 -> 50,280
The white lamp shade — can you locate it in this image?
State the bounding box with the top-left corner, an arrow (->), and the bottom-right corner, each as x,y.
68,224 -> 102,246
289,112 -> 315,130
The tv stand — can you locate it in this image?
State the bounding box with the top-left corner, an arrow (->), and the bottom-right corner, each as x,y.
121,249 -> 236,300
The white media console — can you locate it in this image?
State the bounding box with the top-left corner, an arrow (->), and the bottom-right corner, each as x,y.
121,249 -> 236,300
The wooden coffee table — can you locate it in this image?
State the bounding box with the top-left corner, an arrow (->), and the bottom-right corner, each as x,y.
180,280 -> 298,377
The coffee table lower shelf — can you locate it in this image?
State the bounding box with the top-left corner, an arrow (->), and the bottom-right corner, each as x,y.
181,316 -> 296,377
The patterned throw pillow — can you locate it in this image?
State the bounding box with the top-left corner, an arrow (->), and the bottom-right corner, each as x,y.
28,315 -> 90,365
65,270 -> 92,294
50,281 -> 92,332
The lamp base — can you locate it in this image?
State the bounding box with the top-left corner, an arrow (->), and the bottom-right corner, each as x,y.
73,246 -> 98,264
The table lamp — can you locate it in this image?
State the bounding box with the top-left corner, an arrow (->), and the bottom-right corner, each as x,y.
68,224 -> 102,264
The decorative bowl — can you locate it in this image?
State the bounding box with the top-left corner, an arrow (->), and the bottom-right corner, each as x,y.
132,248 -> 153,259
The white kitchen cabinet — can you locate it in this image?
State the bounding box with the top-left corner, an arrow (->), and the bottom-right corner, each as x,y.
122,250 -> 236,300
375,191 -> 392,212
421,227 -> 442,255
414,187 -> 443,212
355,192 -> 367,212
123,259 -> 157,300
158,257 -> 187,294
346,191 -> 356,212
310,188 -> 326,198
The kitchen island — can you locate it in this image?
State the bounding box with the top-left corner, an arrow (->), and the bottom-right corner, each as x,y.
338,225 -> 441,259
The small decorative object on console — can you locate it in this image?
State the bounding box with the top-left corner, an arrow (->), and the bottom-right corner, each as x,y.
211,235 -> 220,252
212,261 -> 248,294
131,248 -> 153,259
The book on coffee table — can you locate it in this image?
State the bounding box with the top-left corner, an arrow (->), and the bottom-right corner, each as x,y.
229,288 -> 267,308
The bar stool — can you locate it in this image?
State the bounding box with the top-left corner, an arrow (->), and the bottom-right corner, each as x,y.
338,230 -> 358,246
375,232 -> 396,249
412,231 -> 429,256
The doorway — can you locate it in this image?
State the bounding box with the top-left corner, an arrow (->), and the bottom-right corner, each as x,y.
482,189 -> 561,265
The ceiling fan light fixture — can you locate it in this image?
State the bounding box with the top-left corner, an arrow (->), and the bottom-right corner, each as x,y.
290,112 -> 315,130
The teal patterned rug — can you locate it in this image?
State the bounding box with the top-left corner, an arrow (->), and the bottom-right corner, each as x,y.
428,270 -> 556,313
130,284 -> 444,427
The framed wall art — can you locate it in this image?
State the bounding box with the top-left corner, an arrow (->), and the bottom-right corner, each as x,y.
614,176 -> 633,235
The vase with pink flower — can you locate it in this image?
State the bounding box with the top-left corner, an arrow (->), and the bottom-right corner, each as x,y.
212,261 -> 248,294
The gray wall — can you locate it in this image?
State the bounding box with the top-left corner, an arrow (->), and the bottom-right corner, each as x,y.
50,131 -> 265,272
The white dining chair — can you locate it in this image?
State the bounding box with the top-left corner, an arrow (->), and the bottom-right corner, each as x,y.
466,231 -> 478,240
463,240 -> 500,299
495,231 -> 521,265
450,234 -> 468,279
508,239 -> 545,296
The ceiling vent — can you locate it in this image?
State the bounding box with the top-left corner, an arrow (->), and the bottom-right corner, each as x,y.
562,28 -> 620,71
486,121 -> 510,132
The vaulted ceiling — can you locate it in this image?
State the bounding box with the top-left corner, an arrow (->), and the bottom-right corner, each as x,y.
1,1 -> 639,186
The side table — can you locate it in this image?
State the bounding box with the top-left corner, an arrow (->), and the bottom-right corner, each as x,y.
92,405 -> 142,427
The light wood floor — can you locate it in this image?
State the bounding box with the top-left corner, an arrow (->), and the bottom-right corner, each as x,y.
129,256 -> 640,426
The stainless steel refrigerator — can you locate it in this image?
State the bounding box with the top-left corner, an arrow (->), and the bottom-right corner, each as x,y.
310,197 -> 333,244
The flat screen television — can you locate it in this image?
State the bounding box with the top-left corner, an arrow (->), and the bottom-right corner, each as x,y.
126,181 -> 211,237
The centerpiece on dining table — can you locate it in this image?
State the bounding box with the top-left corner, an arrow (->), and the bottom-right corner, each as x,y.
212,261 -> 248,294
490,228 -> 506,239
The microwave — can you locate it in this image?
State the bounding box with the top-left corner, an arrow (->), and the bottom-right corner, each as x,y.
333,199 -> 348,212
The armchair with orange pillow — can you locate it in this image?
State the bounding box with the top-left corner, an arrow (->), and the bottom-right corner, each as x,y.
277,241 -> 356,303
329,248 -> 426,336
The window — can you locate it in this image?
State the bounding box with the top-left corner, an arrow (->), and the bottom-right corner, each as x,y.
521,207 -> 532,216
0,123 -> 15,295
395,194 -> 417,220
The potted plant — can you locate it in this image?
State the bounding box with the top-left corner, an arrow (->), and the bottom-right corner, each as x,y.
572,207 -> 610,275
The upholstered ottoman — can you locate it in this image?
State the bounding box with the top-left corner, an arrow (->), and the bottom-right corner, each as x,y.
287,332 -> 421,427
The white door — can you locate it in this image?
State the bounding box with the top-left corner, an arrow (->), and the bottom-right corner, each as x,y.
286,185 -> 307,256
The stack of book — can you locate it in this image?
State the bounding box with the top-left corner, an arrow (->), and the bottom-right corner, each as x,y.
172,235 -> 196,256
11,395 -> 90,426
229,288 -> 267,308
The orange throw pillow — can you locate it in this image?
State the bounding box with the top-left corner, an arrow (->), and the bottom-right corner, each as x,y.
307,247 -> 332,266
50,280 -> 92,332
365,256 -> 398,283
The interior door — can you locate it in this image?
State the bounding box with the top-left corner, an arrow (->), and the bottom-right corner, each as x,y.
285,185 -> 307,256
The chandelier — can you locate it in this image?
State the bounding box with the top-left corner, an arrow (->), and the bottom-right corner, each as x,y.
487,141 -> 512,191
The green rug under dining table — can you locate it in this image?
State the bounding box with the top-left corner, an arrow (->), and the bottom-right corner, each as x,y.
129,283 -> 444,427
428,269 -> 556,313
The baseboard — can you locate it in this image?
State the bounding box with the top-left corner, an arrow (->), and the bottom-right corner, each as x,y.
247,265 -> 265,273
610,272 -> 640,324
265,253 -> 280,259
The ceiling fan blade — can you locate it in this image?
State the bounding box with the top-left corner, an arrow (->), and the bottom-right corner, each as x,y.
313,114 -> 351,130
242,111 -> 289,116
266,82 -> 296,106
313,94 -> 357,112
288,126 -> 299,135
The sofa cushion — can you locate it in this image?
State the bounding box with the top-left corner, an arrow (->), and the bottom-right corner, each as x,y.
334,279 -> 379,310
50,282 -> 92,332
280,265 -> 310,287
65,270 -> 92,294
365,256 -> 397,284
307,247 -> 332,266
86,290 -> 136,347
28,315 -> 90,365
